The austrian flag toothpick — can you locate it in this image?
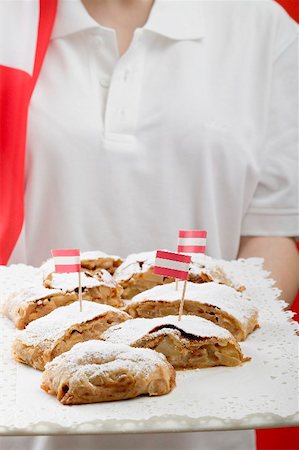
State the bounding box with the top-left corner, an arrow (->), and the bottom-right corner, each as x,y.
178,230 -> 207,254
51,249 -> 81,272
153,250 -> 191,321
153,250 -> 191,280
51,249 -> 83,312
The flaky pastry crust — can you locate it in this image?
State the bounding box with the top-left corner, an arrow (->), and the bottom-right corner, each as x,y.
41,340 -> 176,405
102,316 -> 249,369
125,283 -> 258,341
12,301 -> 131,370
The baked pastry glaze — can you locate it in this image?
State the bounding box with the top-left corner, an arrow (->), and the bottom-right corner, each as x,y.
12,301 -> 131,370
41,340 -> 176,405
125,282 -> 258,341
102,315 -> 249,369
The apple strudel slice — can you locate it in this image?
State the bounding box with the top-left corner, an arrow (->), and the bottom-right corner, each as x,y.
113,251 -> 172,299
41,340 -> 176,405
102,315 -> 249,369
42,261 -> 123,307
2,286 -> 78,329
125,282 -> 258,341
80,251 -> 123,275
114,251 -> 245,300
12,301 -> 131,370
0,264 -> 43,310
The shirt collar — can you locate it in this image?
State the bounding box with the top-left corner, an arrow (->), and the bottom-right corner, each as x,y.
144,0 -> 205,40
52,0 -> 205,41
51,0 -> 100,40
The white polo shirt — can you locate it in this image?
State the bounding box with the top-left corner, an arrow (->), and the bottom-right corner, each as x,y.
9,0 -> 298,269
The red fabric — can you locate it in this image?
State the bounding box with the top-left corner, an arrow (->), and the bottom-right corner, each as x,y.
257,246 -> 299,449
0,68 -> 31,264
257,3 -> 299,448
31,0 -> 58,93
275,0 -> 299,22
292,242 -> 299,322
0,0 -> 57,264
256,427 -> 299,450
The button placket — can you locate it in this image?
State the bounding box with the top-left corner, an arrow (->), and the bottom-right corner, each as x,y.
103,32 -> 145,150
123,68 -> 131,83
88,29 -> 117,127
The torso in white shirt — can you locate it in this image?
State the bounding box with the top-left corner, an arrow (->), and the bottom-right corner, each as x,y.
10,0 -> 298,267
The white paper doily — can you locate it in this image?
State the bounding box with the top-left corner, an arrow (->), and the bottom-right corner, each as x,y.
0,258 -> 298,435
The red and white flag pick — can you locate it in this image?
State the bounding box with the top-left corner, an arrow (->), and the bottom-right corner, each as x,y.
177,230 -> 207,254
51,249 -> 83,311
153,250 -> 191,280
153,250 -> 191,321
51,249 -> 81,273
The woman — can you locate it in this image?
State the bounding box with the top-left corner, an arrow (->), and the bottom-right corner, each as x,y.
1,1 -> 298,449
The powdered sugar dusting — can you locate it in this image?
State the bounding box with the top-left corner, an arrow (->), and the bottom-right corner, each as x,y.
102,315 -> 231,345
113,251 -> 243,290
129,282 -> 257,326
48,272 -> 102,291
15,301 -> 128,347
113,251 -> 156,282
44,340 -> 169,379
0,264 -> 43,308
189,254 -> 243,290
40,259 -> 55,279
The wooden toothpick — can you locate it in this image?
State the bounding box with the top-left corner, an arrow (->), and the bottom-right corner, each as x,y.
78,270 -> 83,312
178,280 -> 187,321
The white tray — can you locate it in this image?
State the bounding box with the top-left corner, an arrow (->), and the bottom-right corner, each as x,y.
0,258 -> 298,435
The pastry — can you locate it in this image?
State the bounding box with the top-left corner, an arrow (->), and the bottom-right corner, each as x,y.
80,251 -> 123,275
41,340 -> 176,404
2,286 -> 78,329
189,253 -> 245,292
125,282 -> 258,341
12,301 -> 131,370
102,315 -> 249,369
42,259 -> 123,307
114,251 -> 244,300
0,264 -> 43,311
113,251 -> 172,299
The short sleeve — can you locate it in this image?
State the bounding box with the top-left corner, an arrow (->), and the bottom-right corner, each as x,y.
241,7 -> 298,237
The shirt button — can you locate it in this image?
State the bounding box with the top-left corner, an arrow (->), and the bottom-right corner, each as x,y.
123,68 -> 131,83
92,36 -> 103,48
99,76 -> 110,88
